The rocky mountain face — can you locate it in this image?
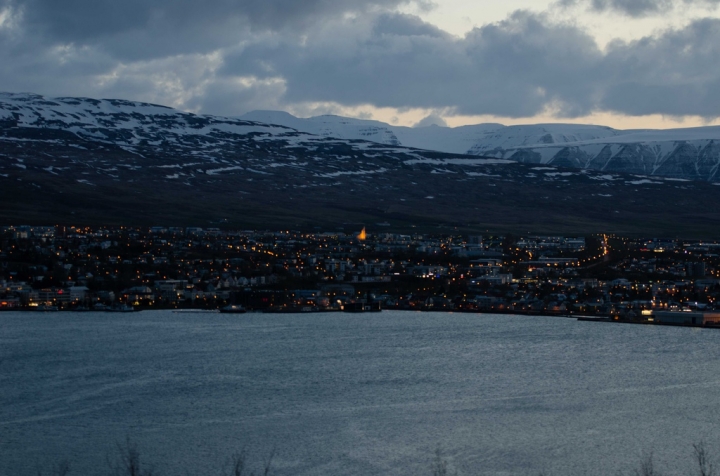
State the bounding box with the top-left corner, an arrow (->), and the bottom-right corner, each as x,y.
484,130 -> 720,181
2,93 -> 720,235
240,111 -> 720,181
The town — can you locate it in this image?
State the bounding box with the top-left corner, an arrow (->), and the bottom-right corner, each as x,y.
1,224 -> 720,325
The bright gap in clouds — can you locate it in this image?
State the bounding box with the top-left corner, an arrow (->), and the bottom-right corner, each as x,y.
403,0 -> 720,47
399,0 -> 550,37
298,102 -> 720,131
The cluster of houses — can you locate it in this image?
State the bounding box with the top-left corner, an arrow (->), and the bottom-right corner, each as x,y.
1,225 -> 719,318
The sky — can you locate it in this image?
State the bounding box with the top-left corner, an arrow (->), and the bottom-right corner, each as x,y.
1,0 -> 720,129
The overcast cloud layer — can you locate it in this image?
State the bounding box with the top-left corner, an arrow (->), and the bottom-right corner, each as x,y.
1,0 -> 719,125
575,0 -> 720,17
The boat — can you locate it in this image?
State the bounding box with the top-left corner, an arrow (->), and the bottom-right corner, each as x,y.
172,309 -> 219,313
32,304 -> 59,312
343,301 -> 382,313
263,305 -> 320,313
220,304 -> 247,314
106,304 -> 138,313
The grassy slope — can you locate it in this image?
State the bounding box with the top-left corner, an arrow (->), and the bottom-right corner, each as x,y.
3,167 -> 720,238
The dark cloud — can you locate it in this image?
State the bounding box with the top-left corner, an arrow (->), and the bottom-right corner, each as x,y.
185,77 -> 288,117
1,1 -> 720,120
221,11 -> 602,117
373,12 -> 449,37
559,0 -> 720,17
590,0 -> 673,16
19,0 -> 412,34
4,0 -> 415,59
599,18 -> 720,116
217,11 -> 720,119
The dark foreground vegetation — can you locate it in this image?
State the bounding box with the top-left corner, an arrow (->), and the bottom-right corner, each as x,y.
32,440 -> 720,476
36,439 -> 276,476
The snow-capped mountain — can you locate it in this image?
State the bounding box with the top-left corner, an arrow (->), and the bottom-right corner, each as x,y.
239,110 -> 505,155
239,111 -> 720,181
2,92 -> 720,235
0,92 -> 514,187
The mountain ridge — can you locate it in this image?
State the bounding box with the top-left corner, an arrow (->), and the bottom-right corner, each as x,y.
238,110 -> 720,181
2,92 -> 720,236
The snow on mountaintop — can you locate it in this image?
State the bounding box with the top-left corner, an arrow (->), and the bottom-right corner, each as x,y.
241,110 -> 507,155
239,110 -> 628,154
0,93 -> 293,143
0,92 -> 512,174
3,92 -> 720,182
0,92 -> 514,189
466,123 -> 625,154
239,110 -> 720,180
0,92 -> 175,118
240,110 -> 404,147
560,126 -> 720,145
240,109 -> 720,153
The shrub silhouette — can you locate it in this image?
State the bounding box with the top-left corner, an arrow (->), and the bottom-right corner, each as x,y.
32,440 -> 720,476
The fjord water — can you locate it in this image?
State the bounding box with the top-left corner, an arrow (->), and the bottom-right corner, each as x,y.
2,311 -> 719,476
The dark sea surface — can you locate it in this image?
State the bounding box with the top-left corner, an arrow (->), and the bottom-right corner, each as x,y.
2,310 -> 720,475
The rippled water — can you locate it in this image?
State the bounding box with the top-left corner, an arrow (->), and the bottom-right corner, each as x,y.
2,310 -> 720,475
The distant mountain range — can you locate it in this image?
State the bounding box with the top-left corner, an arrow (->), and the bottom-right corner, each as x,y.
2,92 -> 720,235
240,111 -> 720,181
